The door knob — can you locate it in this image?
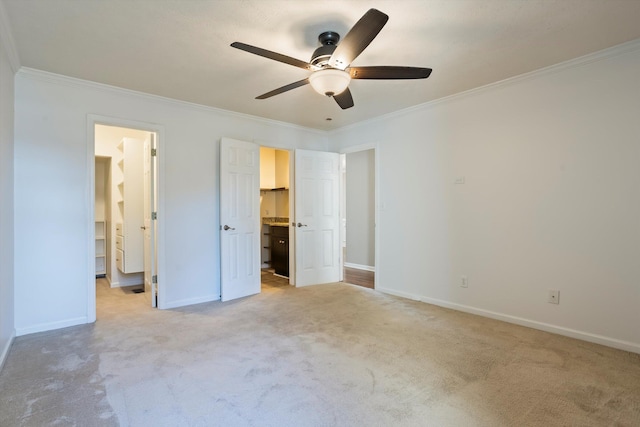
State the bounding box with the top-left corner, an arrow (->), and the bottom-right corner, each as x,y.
297,222 -> 307,228
223,225 -> 236,231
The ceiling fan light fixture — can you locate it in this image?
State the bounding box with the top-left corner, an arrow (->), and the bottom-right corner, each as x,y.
309,69 -> 351,97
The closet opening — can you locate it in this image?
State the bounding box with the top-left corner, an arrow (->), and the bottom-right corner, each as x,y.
93,124 -> 159,315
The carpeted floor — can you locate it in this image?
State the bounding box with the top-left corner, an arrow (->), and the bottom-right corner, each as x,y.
1,278 -> 639,426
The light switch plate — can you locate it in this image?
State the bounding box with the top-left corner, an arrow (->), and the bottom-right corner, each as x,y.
461,275 -> 468,288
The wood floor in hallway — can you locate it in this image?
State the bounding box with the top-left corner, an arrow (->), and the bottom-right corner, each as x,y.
343,267 -> 374,289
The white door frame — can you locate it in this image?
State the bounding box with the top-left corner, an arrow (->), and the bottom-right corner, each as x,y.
339,142 -> 379,289
86,115 -> 166,321
288,148 -> 296,285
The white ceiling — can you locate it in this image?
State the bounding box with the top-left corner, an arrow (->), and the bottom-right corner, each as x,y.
4,0 -> 640,130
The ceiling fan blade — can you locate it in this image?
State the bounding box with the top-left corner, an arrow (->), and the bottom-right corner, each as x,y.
256,78 -> 310,99
329,9 -> 389,70
333,88 -> 354,109
231,42 -> 311,70
348,66 -> 432,79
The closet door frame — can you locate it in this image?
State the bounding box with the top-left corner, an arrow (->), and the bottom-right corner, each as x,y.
86,115 -> 165,321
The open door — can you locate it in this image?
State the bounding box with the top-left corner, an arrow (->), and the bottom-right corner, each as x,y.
143,133 -> 157,307
294,149 -> 341,286
220,137 -> 261,301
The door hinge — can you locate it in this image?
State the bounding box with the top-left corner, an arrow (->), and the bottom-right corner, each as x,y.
151,148 -> 157,156
152,275 -> 157,284
151,212 -> 157,220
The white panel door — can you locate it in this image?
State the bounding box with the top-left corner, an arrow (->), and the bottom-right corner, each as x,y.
294,149 -> 340,286
220,138 -> 261,301
143,133 -> 157,307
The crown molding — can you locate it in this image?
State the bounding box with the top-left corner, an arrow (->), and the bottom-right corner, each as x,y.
330,38 -> 640,135
14,36 -> 640,138
0,0 -> 20,72
16,67 -> 328,137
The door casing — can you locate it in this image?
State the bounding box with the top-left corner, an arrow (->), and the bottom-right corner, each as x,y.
87,115 -> 165,321
339,142 -> 379,289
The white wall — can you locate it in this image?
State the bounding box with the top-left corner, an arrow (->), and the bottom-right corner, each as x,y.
260,191 -> 289,218
14,69 -> 327,335
0,14 -> 16,369
345,150 -> 375,268
329,43 -> 640,353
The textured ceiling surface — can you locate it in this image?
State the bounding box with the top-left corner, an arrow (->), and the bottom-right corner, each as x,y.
4,0 -> 640,130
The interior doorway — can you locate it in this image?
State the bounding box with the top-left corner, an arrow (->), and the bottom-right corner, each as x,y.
341,148 -> 376,289
219,140 -> 341,301
259,146 -> 292,289
91,122 -> 159,317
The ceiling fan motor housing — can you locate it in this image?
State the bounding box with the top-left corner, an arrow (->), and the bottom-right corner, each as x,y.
311,31 -> 340,67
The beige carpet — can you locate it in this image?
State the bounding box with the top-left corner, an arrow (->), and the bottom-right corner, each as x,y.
1,278 -> 639,426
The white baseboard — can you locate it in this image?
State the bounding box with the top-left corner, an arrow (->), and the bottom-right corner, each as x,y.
376,287 -> 422,301
344,262 -> 375,272
161,294 -> 219,310
377,287 -> 640,354
110,276 -> 143,288
15,316 -> 88,337
0,330 -> 16,373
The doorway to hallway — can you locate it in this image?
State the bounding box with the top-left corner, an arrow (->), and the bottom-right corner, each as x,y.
341,147 -> 377,290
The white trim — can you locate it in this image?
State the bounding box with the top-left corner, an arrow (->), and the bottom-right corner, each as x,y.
344,262 -> 375,272
16,317 -> 87,337
377,287 -> 422,301
288,148 -> 296,286
338,142 -> 377,154
86,121 -> 97,322
418,296 -> 640,355
9,39 -> 640,136
18,67 -> 326,136
329,38 -> 640,135
162,294 -> 220,310
0,1 -> 21,72
0,330 -> 15,373
340,142 -> 380,290
377,285 -> 640,354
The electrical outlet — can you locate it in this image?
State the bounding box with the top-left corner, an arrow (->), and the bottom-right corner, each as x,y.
548,290 -> 560,304
461,276 -> 468,288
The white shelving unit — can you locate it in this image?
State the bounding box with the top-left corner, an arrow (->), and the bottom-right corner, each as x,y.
115,138 -> 144,274
95,220 -> 106,276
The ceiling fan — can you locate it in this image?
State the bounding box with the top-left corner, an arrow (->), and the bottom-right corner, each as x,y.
231,8 -> 432,110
